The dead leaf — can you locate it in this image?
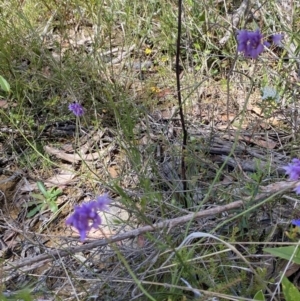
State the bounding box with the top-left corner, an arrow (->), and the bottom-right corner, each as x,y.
20,167 -> 76,192
241,135 -> 277,149
108,166 -> 119,178
44,145 -> 105,163
250,105 -> 263,116
220,113 -> 236,122
157,88 -> 173,98
44,169 -> 76,186
259,121 -> 271,130
0,100 -> 9,108
0,100 -> 17,108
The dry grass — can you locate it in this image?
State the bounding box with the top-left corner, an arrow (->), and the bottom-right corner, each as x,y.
0,0 -> 300,300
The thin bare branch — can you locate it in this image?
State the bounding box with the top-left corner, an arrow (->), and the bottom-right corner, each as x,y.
3,180 -> 296,274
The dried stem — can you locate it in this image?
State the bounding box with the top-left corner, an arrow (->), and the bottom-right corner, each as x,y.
176,0 -> 188,207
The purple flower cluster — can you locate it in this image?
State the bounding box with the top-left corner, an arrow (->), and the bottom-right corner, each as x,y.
66,194 -> 111,241
68,102 -> 84,117
237,30 -> 283,59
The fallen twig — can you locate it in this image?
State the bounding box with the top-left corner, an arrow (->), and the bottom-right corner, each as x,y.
3,179 -> 296,274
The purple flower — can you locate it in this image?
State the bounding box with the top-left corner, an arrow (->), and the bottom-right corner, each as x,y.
283,159 -> 300,181
237,29 -> 269,59
68,102 -> 84,117
295,185 -> 300,195
66,194 -> 111,241
272,34 -> 283,46
291,219 -> 300,227
94,194 -> 111,211
283,159 -> 300,194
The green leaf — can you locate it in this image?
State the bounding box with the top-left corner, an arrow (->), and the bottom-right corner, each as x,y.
264,246 -> 300,264
0,293 -> 7,301
48,192 -> 61,205
49,201 -> 58,213
0,75 -> 10,92
37,181 -> 48,197
253,290 -> 265,301
282,276 -> 300,301
30,193 -> 45,201
114,184 -> 131,200
199,11 -> 205,22
51,188 -> 62,198
16,290 -> 33,301
112,218 -> 122,225
26,204 -> 43,218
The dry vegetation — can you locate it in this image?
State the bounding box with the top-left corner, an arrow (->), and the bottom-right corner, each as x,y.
0,0 -> 300,300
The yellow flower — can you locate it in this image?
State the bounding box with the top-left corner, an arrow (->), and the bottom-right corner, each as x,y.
160,56 -> 168,62
145,48 -> 152,55
150,86 -> 160,93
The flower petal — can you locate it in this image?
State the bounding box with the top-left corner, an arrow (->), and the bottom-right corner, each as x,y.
272,34 -> 283,46
294,184 -> 300,195
283,159 -> 300,180
291,219 -> 300,227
